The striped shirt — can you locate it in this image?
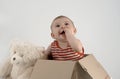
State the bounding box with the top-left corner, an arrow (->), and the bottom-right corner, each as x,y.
51,40 -> 84,61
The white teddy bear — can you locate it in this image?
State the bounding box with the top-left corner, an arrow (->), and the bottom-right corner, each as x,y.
0,40 -> 46,79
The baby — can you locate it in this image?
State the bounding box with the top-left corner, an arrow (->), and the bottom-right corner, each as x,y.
45,15 -> 84,61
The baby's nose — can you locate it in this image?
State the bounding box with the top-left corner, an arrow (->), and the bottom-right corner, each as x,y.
61,25 -> 65,29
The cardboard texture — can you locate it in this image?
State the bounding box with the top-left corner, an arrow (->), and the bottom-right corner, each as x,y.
30,54 -> 110,79
78,54 -> 110,79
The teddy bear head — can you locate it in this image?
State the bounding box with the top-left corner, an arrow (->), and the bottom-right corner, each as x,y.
9,40 -> 45,66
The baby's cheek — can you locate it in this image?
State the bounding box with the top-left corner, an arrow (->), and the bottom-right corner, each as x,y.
64,27 -> 70,32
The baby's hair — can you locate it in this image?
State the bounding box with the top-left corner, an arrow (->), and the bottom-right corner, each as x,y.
53,15 -> 74,24
54,15 -> 72,21
51,15 -> 75,29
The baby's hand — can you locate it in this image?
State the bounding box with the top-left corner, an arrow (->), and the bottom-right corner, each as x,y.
64,26 -> 74,35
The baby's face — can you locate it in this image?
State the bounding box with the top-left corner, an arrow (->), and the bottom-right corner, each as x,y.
51,17 -> 75,41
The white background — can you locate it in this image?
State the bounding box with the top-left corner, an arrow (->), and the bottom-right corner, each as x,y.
0,0 -> 120,79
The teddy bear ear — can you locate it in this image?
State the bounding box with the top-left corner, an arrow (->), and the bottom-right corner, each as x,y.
9,39 -> 21,47
9,39 -> 22,56
36,46 -> 45,53
36,46 -> 46,58
39,47 -> 45,51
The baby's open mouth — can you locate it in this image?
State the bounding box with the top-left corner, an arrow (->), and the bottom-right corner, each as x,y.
60,31 -> 65,34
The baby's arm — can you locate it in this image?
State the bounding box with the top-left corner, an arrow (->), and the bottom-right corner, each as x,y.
64,27 -> 83,53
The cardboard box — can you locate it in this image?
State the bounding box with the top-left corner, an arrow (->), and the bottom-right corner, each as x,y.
78,54 -> 111,79
30,54 -> 111,79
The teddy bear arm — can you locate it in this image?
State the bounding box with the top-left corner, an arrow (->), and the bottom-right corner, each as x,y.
17,67 -> 33,79
0,58 -> 12,78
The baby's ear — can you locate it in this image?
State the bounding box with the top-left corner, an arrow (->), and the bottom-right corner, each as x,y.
74,28 -> 77,34
51,33 -> 55,39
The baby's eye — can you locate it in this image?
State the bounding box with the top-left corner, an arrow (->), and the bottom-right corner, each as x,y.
65,23 -> 69,26
56,24 -> 60,27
